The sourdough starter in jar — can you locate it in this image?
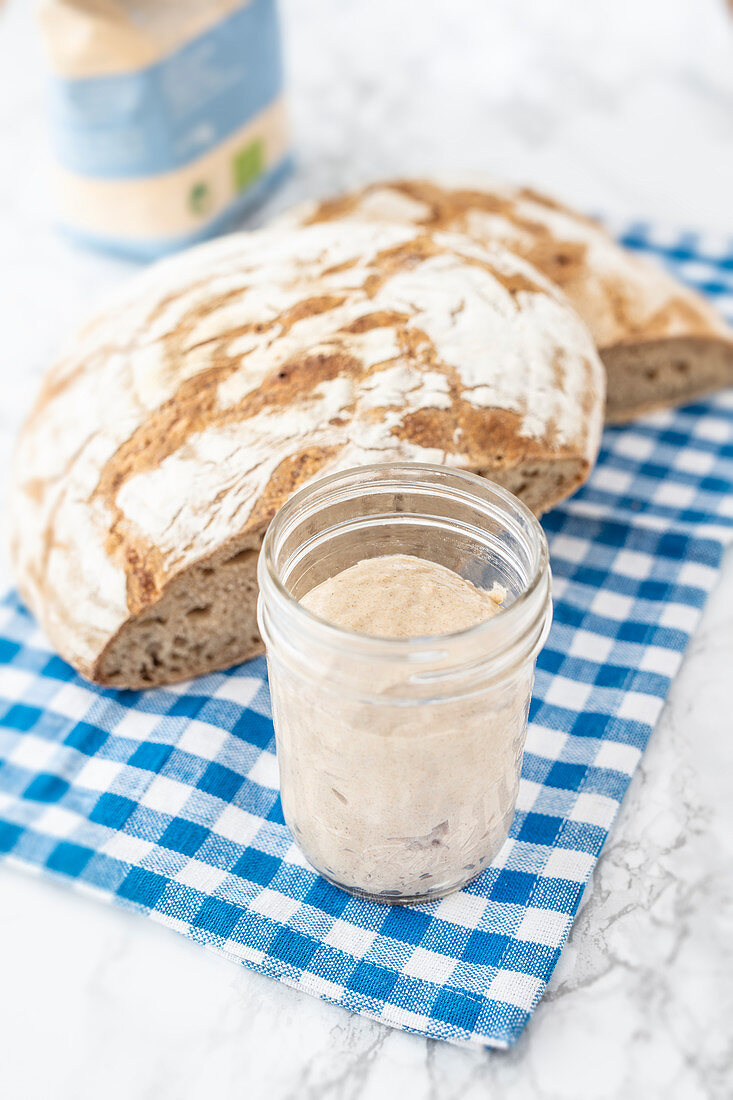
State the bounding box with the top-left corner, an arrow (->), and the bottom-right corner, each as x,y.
270,555 -> 534,901
302,555 -> 505,638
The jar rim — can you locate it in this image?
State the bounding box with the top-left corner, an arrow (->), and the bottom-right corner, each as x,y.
258,461 -> 550,665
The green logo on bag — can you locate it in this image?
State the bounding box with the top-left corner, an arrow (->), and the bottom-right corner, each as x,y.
189,181 -> 213,216
233,138 -> 265,193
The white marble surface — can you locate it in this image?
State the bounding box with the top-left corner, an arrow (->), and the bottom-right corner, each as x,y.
0,2 -> 732,1097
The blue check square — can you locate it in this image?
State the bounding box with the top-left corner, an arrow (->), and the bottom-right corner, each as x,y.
198,762 -> 243,802
348,961 -> 398,1001
194,896 -> 241,939
160,817 -> 209,857
270,927 -> 318,969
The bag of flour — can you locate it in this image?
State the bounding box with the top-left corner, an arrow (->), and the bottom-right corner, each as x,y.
37,0 -> 290,258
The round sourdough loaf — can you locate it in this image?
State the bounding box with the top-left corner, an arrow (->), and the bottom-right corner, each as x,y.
278,178 -> 733,423
10,220 -> 603,687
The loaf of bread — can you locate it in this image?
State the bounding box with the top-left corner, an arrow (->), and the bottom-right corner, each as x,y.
10,220 -> 603,687
278,178 -> 733,423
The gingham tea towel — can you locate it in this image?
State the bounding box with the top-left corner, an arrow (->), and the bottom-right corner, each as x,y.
0,223 -> 731,1049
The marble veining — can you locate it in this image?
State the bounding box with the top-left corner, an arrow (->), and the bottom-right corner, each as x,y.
0,1 -> 731,1097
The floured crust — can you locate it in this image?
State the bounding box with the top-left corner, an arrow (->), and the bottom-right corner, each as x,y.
278,178 -> 733,421
10,219 -> 603,685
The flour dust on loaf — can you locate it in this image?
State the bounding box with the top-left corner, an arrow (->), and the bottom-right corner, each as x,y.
10,219 -> 603,688
279,178 -> 733,423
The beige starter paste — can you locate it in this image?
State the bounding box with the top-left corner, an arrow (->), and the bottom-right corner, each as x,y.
270,554 -> 533,900
301,554 -> 505,638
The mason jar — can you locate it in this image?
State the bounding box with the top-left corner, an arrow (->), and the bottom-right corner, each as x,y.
257,463 -> 552,904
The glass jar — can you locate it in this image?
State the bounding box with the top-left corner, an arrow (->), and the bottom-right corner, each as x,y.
257,463 -> 552,904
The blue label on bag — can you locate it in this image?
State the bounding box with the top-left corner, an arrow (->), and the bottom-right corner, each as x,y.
48,0 -> 284,180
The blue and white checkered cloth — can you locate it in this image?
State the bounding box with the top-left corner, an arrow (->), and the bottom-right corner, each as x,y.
0,224 -> 731,1049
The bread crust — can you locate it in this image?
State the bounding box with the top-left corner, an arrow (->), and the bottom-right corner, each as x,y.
10,219 -> 604,686
278,178 -> 733,420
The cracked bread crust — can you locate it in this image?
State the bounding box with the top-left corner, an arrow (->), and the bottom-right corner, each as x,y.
10,219 -> 603,687
279,178 -> 733,423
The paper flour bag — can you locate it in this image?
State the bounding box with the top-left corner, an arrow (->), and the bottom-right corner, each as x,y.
38,0 -> 290,258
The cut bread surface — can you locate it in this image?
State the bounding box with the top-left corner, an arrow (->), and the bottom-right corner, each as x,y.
603,336 -> 733,423
95,537 -> 263,689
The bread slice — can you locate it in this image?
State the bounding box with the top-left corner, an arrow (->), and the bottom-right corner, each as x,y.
10,220 -> 603,688
277,178 -> 733,423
